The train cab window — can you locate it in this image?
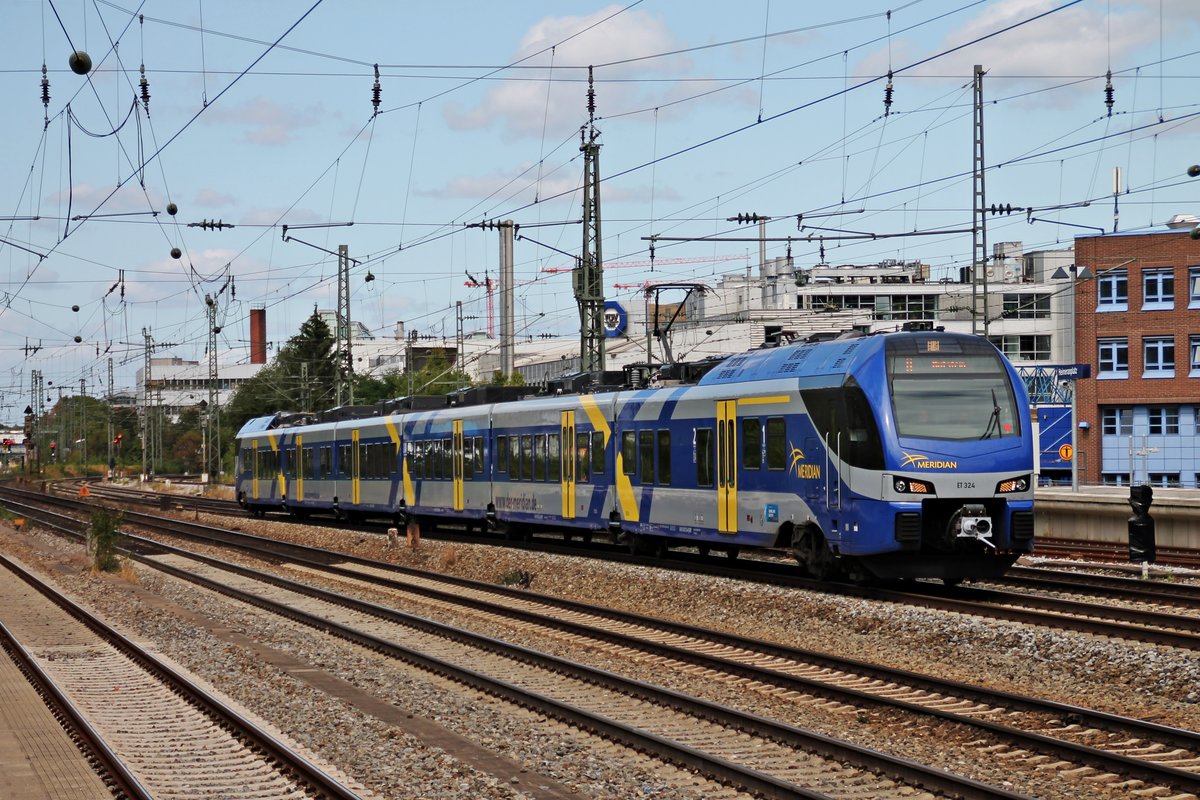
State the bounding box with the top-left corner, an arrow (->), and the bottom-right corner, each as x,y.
547,433 -> 561,481
696,428 -> 714,487
520,435 -> 534,481
591,431 -> 605,475
741,418 -> 762,470
575,432 -> 590,482
239,449 -> 252,478
496,435 -> 509,473
639,430 -> 655,484
534,434 -> 546,481
621,431 -> 636,475
766,417 -> 786,470
442,438 -> 453,480
657,430 -> 671,485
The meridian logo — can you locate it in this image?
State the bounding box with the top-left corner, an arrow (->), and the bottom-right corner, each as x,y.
901,452 -> 958,469
789,442 -> 821,479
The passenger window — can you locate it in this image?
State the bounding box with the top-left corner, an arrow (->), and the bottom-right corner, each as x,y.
741,418 -> 761,470
520,435 -> 534,481
547,433 -> 560,481
639,430 -> 654,484
509,435 -> 521,480
696,428 -> 714,487
591,431 -> 605,474
339,444 -> 351,477
576,431 -> 590,482
496,435 -> 509,473
473,437 -> 484,474
621,431 -> 637,475
534,434 -> 546,481
657,430 -> 671,485
442,438 -> 453,480
766,417 -> 786,470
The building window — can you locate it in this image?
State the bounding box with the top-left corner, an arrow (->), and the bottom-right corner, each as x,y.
1143,336 -> 1175,376
1190,266 -> 1200,309
1101,407 -> 1133,435
1002,293 -> 1050,319
1098,338 -> 1128,377
1142,268 -> 1175,308
1191,335 -> 1200,377
1147,406 -> 1179,435
1148,473 -> 1180,488
1097,269 -> 1128,310
1102,473 -> 1130,486
988,335 -> 1051,361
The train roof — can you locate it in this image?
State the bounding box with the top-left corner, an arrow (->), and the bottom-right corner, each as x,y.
696,329 -> 984,386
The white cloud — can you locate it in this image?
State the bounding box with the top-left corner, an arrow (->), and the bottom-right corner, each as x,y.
202,96 -> 323,146
443,6 -> 689,140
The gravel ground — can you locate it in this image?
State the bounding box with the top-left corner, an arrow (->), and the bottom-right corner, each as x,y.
3,510 -> 1199,800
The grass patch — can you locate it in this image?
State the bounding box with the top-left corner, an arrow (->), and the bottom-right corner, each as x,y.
498,569 -> 533,588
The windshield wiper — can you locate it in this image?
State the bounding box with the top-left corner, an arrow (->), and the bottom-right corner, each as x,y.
979,388 -> 1001,440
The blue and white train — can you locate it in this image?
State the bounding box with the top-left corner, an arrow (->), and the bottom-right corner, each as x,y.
235,330 -> 1035,583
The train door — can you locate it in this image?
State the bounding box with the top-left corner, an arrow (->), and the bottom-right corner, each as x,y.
452,420 -> 465,512
351,429 -> 361,505
560,410 -> 576,519
716,400 -> 738,533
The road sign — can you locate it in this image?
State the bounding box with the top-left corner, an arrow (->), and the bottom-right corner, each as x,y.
1059,443 -> 1074,461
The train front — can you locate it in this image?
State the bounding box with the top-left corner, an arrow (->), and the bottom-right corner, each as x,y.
869,333 -> 1035,581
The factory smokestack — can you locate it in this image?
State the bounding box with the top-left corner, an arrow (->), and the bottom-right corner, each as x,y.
250,307 -> 267,364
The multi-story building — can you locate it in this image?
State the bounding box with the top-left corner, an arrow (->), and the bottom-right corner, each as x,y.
1073,223 -> 1200,487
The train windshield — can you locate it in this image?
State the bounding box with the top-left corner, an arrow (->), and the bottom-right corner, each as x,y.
887,338 -> 1021,441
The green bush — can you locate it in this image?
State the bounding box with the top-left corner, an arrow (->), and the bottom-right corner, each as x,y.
88,508 -> 124,573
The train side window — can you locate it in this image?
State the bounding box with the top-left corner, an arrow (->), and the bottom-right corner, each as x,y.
427,441 -> 438,480
547,433 -> 560,481
358,443 -> 369,479
473,436 -> 484,474
320,446 -> 330,478
657,429 -> 671,486
741,418 -> 762,470
442,438 -> 453,480
639,430 -> 654,484
506,435 -> 519,480
766,417 -> 786,470
575,431 -> 590,482
375,443 -> 386,479
420,441 -> 431,479
496,435 -> 509,473
695,428 -> 714,487
286,447 -> 297,478
339,445 -> 350,477
621,431 -> 636,475
534,434 -> 546,481
591,431 -> 605,474
520,435 -> 533,481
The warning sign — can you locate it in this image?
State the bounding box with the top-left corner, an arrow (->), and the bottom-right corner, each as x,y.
1059,444 -> 1073,461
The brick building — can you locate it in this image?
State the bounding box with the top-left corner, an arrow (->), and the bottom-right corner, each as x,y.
1073,227 -> 1200,487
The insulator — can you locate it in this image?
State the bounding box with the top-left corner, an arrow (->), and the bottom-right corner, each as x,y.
1104,70 -> 1114,117
139,64 -> 151,115
372,64 -> 381,114
884,71 -> 894,115
41,64 -> 50,109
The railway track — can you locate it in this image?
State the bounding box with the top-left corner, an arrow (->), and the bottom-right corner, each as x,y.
3,492 -> 1031,800
1034,536 -> 1200,569
7,488 -> 1200,797
10,482 -> 1200,650
0,551 -> 364,800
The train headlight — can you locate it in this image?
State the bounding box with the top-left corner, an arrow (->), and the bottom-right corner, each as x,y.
996,474 -> 1030,494
894,477 -> 933,494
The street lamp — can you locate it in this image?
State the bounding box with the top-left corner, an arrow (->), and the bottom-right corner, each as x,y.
1051,264 -> 1092,491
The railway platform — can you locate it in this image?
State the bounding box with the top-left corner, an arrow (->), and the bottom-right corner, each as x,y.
1036,485 -> 1200,549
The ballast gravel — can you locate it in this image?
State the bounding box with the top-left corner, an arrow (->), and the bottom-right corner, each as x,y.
2,507 -> 1199,800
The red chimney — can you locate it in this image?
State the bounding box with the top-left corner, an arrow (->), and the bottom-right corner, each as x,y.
250,307 -> 267,364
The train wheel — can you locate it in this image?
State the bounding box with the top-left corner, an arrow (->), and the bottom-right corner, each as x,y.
725,546 -> 739,560
794,526 -> 836,580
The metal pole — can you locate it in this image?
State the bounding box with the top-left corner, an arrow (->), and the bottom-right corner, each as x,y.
1070,275 -> 1078,492
499,221 -> 514,378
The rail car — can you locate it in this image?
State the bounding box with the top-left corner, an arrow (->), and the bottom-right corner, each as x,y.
234,330 -> 1035,582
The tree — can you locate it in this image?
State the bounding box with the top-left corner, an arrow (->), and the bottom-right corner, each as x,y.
172,430 -> 203,473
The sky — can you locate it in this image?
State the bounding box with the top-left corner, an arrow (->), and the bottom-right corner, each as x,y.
2,0 -> 1200,425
